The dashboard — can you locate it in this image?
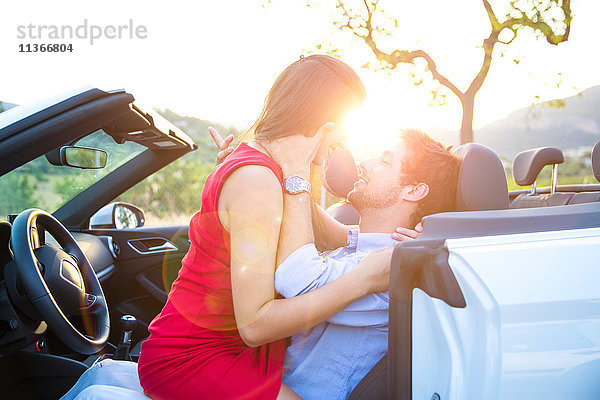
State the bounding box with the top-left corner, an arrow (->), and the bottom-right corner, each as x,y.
0,220 -> 116,284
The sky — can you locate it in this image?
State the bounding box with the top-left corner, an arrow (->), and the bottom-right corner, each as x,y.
1,0 -> 598,158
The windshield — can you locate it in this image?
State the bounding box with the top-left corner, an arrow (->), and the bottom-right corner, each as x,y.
0,130 -> 146,219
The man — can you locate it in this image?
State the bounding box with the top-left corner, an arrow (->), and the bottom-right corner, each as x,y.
272,129 -> 461,399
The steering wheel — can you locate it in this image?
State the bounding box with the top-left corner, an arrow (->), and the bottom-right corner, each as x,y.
9,209 -> 109,354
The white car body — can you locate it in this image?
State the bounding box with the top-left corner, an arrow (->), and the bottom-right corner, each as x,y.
412,222 -> 600,399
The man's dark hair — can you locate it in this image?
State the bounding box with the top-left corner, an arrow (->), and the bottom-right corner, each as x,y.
399,129 -> 461,226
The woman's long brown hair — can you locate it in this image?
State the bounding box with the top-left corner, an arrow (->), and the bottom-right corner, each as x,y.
244,54 -> 366,142
246,55 -> 365,250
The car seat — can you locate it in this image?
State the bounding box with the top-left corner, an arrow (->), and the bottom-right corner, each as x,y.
348,142 -> 508,400
567,140 -> 600,204
323,148 -> 360,224
509,147 -> 574,208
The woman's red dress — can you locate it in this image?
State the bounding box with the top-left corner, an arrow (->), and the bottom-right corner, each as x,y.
138,143 -> 286,400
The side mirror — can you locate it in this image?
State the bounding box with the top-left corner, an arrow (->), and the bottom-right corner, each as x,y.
90,203 -> 145,230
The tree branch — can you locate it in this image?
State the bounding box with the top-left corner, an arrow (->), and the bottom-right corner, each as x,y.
466,30 -> 499,97
467,0 -> 570,98
331,0 -> 573,144
389,50 -> 464,99
335,0 -> 570,108
482,0 -> 499,29
344,0 -> 464,100
501,0 -> 571,45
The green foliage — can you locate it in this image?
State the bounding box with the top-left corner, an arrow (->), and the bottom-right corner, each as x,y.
0,106 -> 239,224
0,155 -> 57,217
114,110 -> 243,224
0,172 -> 39,217
53,174 -> 98,205
115,153 -> 214,219
0,130 -> 147,219
156,109 -> 242,159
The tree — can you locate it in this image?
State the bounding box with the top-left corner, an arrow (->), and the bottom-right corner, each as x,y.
334,0 -> 572,144
0,173 -> 39,217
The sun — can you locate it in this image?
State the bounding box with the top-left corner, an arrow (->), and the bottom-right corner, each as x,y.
340,104 -> 399,161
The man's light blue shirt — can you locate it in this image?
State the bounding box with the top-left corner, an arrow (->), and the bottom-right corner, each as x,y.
274,230 -> 395,400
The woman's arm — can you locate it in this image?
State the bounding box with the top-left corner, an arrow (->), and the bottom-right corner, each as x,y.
221,165 -> 390,348
208,126 -> 354,250
208,126 -> 355,250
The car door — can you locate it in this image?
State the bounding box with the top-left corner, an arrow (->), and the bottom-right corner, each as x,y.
79,223 -> 191,343
35,98 -> 204,345
390,202 -> 600,400
1,87 -> 202,347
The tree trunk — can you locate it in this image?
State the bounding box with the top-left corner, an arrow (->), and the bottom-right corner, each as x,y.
460,96 -> 475,144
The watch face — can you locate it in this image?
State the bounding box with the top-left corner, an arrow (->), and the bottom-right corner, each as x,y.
285,176 -> 309,194
288,176 -> 300,191
286,176 -> 299,192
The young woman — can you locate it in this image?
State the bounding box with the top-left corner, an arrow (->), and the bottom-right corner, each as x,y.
137,55 -> 392,400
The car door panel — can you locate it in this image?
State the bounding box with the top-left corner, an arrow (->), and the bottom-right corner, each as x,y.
80,225 -> 190,342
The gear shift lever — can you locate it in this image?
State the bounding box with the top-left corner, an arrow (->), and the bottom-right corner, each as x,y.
113,315 -> 137,360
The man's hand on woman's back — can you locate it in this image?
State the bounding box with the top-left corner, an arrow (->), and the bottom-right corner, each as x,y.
208,126 -> 235,165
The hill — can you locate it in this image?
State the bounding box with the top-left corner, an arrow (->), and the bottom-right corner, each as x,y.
156,109 -> 242,160
474,86 -> 600,160
0,101 -> 17,113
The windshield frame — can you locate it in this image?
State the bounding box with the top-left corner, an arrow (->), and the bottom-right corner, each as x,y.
0,87 -> 197,226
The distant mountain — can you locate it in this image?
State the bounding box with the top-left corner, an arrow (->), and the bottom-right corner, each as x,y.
475,86 -> 600,160
0,101 -> 17,113
156,109 -> 242,161
422,86 -> 600,161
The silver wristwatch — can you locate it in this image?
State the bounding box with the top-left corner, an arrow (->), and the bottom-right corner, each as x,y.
284,175 -> 311,195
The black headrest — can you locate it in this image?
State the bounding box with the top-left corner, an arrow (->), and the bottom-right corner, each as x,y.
512,147 -> 564,186
323,148 -> 359,199
592,141 -> 600,182
454,143 -> 509,211
326,201 -> 360,225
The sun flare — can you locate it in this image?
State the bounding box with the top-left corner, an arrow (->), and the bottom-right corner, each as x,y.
341,105 -> 399,161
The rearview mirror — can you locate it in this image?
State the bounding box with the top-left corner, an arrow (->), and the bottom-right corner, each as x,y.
61,146 -> 107,169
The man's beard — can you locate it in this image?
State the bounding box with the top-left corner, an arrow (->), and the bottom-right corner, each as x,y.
348,184 -> 404,210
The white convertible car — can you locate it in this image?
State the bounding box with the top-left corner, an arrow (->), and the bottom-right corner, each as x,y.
0,88 -> 598,399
